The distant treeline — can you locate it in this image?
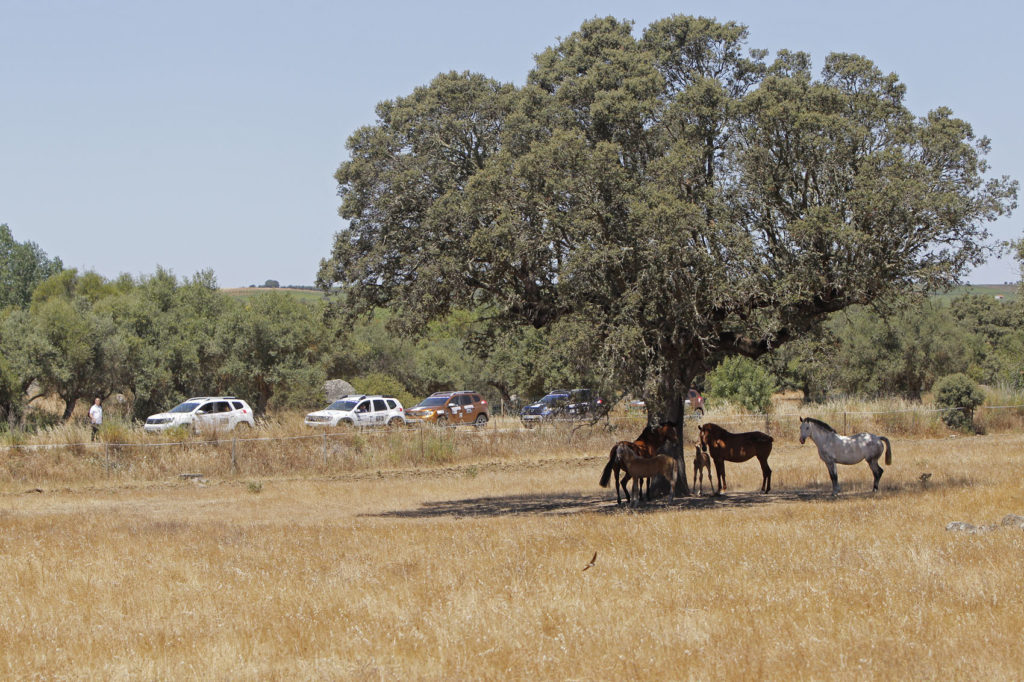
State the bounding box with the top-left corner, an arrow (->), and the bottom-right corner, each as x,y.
2,224 -> 1023,429
247,282 -> 319,290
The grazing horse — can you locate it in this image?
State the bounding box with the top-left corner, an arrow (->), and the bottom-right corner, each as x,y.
693,443 -> 714,495
599,422 -> 677,505
617,447 -> 679,507
698,422 -> 774,493
798,417 -> 892,495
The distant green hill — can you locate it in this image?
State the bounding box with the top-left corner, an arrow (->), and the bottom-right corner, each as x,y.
221,287 -> 327,303
934,283 -> 1018,303
221,284 -> 1019,306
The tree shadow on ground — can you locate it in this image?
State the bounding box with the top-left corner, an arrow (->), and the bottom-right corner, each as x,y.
366,485 -> 902,520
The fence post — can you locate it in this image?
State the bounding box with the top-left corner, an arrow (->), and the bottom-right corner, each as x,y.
231,438 -> 238,474
105,443 -> 110,476
843,412 -> 848,434
323,431 -> 328,466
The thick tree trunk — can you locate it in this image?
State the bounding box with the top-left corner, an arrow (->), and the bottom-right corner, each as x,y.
61,395 -> 78,422
647,377 -> 691,498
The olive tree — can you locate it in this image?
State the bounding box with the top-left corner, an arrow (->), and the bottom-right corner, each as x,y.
319,15 -> 1016,493
0,224 -> 63,310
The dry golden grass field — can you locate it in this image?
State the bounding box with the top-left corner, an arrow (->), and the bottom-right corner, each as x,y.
2,413 -> 1024,679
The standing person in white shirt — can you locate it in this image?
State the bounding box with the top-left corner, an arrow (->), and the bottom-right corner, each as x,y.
89,398 -> 102,441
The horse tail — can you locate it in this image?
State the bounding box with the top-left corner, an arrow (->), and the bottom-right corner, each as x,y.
599,445 -> 617,488
880,436 -> 892,465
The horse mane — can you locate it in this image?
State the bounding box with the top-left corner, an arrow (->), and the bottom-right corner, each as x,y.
803,417 -> 835,433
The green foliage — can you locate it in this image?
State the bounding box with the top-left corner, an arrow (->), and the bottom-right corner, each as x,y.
933,373 -> 985,431
826,300 -> 974,399
768,296 -> 1005,401
320,14 -> 1016,421
349,372 -> 415,408
216,292 -> 327,413
0,351 -> 19,424
947,294 -> 1024,387
26,275 -> 129,420
706,356 -> 776,413
0,224 -> 63,310
764,328 -> 839,403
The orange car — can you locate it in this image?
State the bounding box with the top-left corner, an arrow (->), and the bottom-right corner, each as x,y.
404,391 -> 489,427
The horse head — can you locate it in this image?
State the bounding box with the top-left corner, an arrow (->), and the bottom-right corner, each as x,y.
655,421 -> 678,444
798,417 -> 809,444
697,423 -> 713,447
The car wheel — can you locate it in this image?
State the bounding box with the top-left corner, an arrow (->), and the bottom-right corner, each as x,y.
473,414 -> 488,428
388,417 -> 404,427
522,421 -> 535,429
233,421 -> 252,431
436,415 -> 449,428
693,407 -> 704,417
339,418 -> 355,427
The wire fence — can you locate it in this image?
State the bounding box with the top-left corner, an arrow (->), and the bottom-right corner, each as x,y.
2,404 -> 1022,487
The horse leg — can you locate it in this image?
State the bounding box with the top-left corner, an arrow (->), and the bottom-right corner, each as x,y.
825,460 -> 839,495
759,455 -> 772,494
611,464 -> 625,505
620,470 -> 632,504
713,458 -> 726,493
868,457 -> 884,492
631,476 -> 641,508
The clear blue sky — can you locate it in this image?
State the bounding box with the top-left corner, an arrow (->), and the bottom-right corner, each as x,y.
2,0 -> 1020,287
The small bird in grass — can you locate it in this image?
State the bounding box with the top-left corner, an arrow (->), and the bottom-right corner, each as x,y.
920,472 -> 932,483
582,551 -> 597,571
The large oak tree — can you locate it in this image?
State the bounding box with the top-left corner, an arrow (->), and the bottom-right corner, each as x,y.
319,15 -> 1016,492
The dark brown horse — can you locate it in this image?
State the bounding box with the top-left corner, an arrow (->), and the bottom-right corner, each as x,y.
599,422 -> 677,505
698,422 -> 774,493
693,443 -> 714,495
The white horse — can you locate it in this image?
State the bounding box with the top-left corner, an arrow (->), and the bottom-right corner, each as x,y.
798,417 -> 893,495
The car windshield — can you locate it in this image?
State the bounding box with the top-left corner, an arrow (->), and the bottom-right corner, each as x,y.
541,394 -> 568,404
327,400 -> 359,412
169,401 -> 202,414
416,397 -> 449,408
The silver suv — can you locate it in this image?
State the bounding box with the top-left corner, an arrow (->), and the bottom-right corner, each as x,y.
304,395 -> 407,428
144,397 -> 255,433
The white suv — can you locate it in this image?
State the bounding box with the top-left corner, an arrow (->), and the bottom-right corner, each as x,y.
304,395 -> 407,428
144,397 -> 255,433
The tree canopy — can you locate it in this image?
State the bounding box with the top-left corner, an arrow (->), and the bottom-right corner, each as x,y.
319,14 -> 1016,447
0,224 -> 63,310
